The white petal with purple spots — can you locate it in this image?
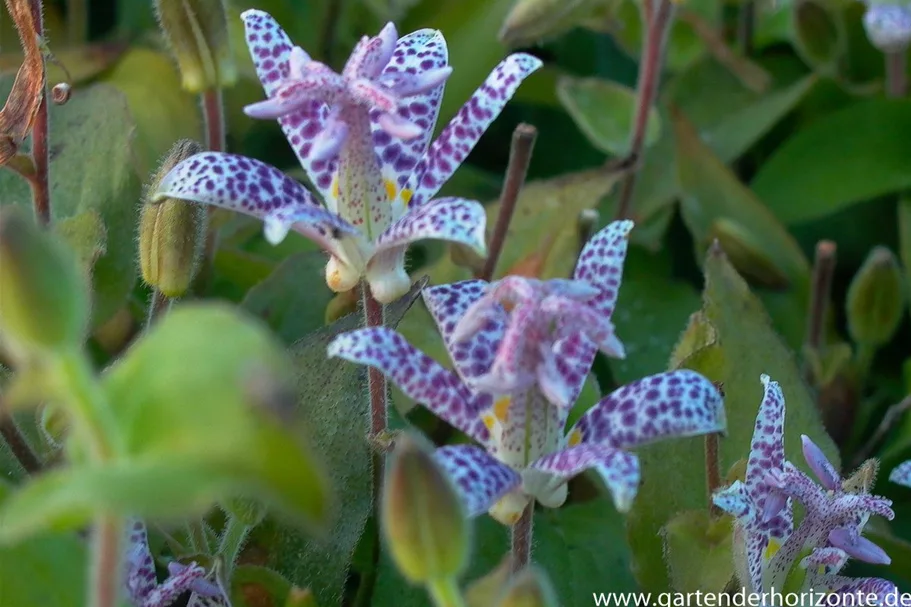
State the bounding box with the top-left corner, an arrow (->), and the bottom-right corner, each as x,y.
434,445 -> 521,517
573,220 -> 633,322
889,460 -> 911,487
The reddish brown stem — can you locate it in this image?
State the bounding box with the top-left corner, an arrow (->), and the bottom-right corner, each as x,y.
510,502 -> 534,574
362,284 -> 387,438
0,396 -> 42,474
480,123 -> 537,282
615,0 -> 674,221
805,240 -> 837,351
705,432 -> 722,516
886,51 -> 908,98
30,0 -> 50,226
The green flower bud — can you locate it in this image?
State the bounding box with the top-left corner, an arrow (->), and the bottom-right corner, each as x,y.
0,208 -> 87,353
139,139 -> 208,298
496,568 -> 558,607
381,433 -> 469,584
846,246 -> 905,347
499,0 -> 608,48
706,219 -> 790,290
37,403 -> 68,450
154,0 -> 237,93
222,495 -> 266,527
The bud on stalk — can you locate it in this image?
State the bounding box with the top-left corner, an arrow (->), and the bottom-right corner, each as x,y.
496,567 -> 558,607
846,246 -> 905,348
139,139 -> 208,298
154,0 -> 237,93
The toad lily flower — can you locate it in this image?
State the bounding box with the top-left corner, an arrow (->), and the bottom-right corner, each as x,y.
713,375 -> 896,602
153,10 -> 542,303
891,460 -> 911,487
328,221 -> 726,524
125,519 -> 228,607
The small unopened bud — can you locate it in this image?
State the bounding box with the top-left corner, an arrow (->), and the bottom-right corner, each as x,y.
139,139 -> 208,298
51,83 -> 72,105
846,246 -> 905,347
222,496 -> 266,527
0,208 -> 87,353
863,4 -> 911,53
37,403 -> 68,450
499,0 -> 601,48
382,433 -> 469,584
496,567 -> 558,607
154,0 -> 237,92
707,219 -> 790,290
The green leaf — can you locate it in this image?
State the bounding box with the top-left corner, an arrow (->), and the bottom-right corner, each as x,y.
53,210 -> 107,277
557,76 -> 661,156
373,498 -> 636,605
0,78 -> 142,328
663,510 -> 734,592
626,246 -> 837,591
0,531 -> 87,607
268,279 -> 426,607
100,48 -> 205,177
241,251 -> 335,344
751,99 -> 911,225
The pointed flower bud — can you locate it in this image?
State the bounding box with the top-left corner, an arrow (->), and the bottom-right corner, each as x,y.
381,433 -> 469,584
499,0 -> 604,48
0,208 -> 87,353
496,567 -> 558,607
139,140 -> 209,298
846,246 -> 905,347
863,3 -> 911,53
707,219 -> 790,289
154,0 -> 237,92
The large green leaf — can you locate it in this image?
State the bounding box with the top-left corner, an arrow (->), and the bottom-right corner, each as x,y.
626,247 -> 837,591
269,279 -> 426,607
372,498 -> 636,605
0,531 -> 87,607
0,78 -> 142,328
751,99 -> 911,225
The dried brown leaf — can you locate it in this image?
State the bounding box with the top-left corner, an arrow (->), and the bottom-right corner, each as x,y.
0,0 -> 45,166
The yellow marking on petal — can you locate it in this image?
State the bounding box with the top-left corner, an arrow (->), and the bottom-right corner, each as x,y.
567,429 -> 583,447
493,396 -> 511,422
384,179 -> 397,201
401,188 -> 413,206
764,538 -> 781,561
503,511 -> 523,525
331,177 -> 340,200
482,413 -> 496,432
327,267 -> 345,291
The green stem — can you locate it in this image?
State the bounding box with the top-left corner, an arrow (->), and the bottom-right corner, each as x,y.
855,343 -> 877,386
217,515 -> 250,580
426,578 -> 467,607
89,515 -> 123,607
186,520 -> 210,554
51,349 -> 118,461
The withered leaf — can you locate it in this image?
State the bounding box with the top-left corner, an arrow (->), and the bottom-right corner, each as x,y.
0,0 -> 45,166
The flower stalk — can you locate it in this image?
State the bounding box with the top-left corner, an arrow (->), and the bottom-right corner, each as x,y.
510,502 -> 535,574
29,0 -> 50,227
0,394 -> 42,474
90,515 -> 123,607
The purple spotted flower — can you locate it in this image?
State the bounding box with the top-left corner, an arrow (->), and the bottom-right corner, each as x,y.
328,221 -> 726,524
863,2 -> 911,53
153,10 -> 542,304
125,519 -> 228,607
891,460 -> 911,487
712,375 -> 896,602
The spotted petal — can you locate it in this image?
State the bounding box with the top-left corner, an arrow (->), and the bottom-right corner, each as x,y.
536,332 -> 598,409
434,445 -> 521,517
572,219 -> 633,321
366,197 -> 487,303
889,460 -> 911,487
406,53 -> 543,207
125,520 -> 208,607
422,280 -> 507,383
241,10 -> 336,203
812,575 -> 897,605
153,152 -> 357,258
566,370 -> 726,450
527,445 -> 640,512
372,29 -> 449,197
327,328 -> 490,443
802,434 -> 841,491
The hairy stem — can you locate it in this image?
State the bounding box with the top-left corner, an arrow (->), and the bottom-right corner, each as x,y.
615,0 -> 674,221
886,51 -> 908,98
145,290 -> 172,331
362,284 -> 388,438
805,240 -> 837,352
426,577 -> 468,607
510,502 -> 535,574
0,395 -> 42,474
186,520 -> 210,554
479,123 -> 537,281
217,515 -> 250,580
89,515 -> 122,607
30,0 -> 50,227
705,432 -> 722,516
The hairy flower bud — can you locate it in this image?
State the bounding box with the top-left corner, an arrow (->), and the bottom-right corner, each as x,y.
846,246 -> 905,347
496,567 -> 558,607
140,140 -> 208,297
381,433 -> 469,584
154,0 -> 237,92
863,3 -> 911,53
0,208 -> 87,353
